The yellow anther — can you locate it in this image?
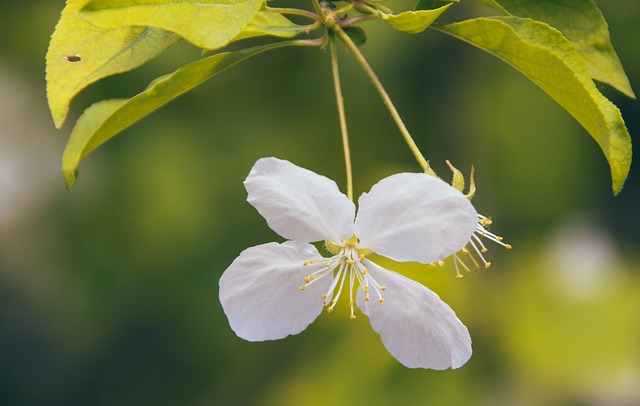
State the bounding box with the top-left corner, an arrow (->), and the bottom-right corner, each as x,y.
303,261 -> 309,266
456,274 -> 464,279
496,236 -> 503,241
359,254 -> 365,260
326,263 -> 332,267
461,247 -> 469,254
364,297 -> 370,302
428,263 -> 436,268
299,286 -> 307,291
321,294 -> 327,301
349,314 -> 356,320
379,298 -> 384,303
380,286 -> 387,291
304,277 -> 310,283
438,261 -> 445,266
346,259 -> 355,265
480,219 -> 492,226
505,244 -> 513,250
481,248 -> 488,253
484,262 -> 492,269
361,269 -> 368,275
309,275 -> 316,280
363,286 -> 369,293
327,306 -> 334,313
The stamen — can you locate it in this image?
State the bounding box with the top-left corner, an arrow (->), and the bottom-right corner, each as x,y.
329,263 -> 349,308
469,239 -> 490,267
311,241 -> 389,316
473,233 -> 488,252
348,267 -> 356,320
454,255 -> 464,279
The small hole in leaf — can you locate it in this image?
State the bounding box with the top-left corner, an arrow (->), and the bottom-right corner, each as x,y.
64,55 -> 83,63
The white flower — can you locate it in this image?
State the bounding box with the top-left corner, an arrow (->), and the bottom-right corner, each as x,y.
219,157 -> 478,369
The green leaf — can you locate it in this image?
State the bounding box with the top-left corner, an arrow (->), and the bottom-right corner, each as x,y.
384,3 -> 453,34
472,0 -> 510,15
417,0 -> 458,10
488,0 -> 635,98
46,0 -> 179,128
79,0 -> 262,50
231,8 -> 306,41
62,41 -> 300,188
437,17 -> 632,194
344,26 -> 367,47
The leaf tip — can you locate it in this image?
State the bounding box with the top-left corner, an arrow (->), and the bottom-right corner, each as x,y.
63,168 -> 78,189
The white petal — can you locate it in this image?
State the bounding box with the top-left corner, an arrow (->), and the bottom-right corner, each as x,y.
357,259 -> 472,369
244,157 -> 355,243
354,173 -> 477,264
219,241 -> 332,341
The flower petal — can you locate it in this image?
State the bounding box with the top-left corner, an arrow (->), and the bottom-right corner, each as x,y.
357,259 -> 472,369
244,157 -> 355,243
354,173 -> 477,264
219,241 -> 332,341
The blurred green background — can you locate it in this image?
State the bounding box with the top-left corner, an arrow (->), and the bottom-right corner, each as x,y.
1,1 -> 639,405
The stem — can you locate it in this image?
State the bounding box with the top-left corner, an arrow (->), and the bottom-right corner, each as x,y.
267,7 -> 319,21
332,26 -> 429,171
311,0 -> 324,18
330,35 -> 354,202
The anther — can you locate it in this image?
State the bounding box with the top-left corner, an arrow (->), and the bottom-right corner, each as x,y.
346,259 -> 355,265
299,286 -> 307,291
359,254 -> 365,260
303,261 -> 309,266
456,274 -> 464,279
505,244 -> 513,250
484,262 -> 492,269
428,263 -> 436,268
304,277 -> 310,283
379,298 -> 384,303
361,269 -> 368,275
481,248 -> 488,253
379,286 -> 386,291
349,315 -> 356,320
327,306 -> 334,313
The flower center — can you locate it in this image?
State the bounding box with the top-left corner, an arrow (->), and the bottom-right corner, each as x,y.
298,238 -> 385,319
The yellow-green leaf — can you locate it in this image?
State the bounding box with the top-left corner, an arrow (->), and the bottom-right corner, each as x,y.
438,17 -> 632,194
62,41 -> 300,188
490,0 -> 635,98
384,3 -> 453,34
46,0 -> 179,128
79,0 -> 262,50
232,9 -> 306,41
